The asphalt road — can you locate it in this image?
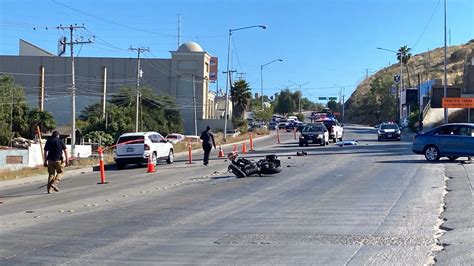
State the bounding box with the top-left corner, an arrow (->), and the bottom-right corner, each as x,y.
0,125 -> 448,264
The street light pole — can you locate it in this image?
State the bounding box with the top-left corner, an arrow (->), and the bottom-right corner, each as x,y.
376,47 -> 403,123
334,84 -> 345,123
260,59 -> 283,110
288,80 -> 310,114
223,25 -> 266,141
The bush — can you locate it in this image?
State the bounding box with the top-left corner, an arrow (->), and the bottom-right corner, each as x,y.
408,111 -> 420,132
296,113 -> 305,122
232,117 -> 248,132
449,50 -> 465,63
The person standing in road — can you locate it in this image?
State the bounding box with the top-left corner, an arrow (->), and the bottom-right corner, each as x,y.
43,130 -> 68,193
200,125 -> 216,166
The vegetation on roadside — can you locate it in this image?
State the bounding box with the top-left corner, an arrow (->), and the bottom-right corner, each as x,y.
0,75 -> 56,146
79,87 -> 183,146
346,40 -> 474,125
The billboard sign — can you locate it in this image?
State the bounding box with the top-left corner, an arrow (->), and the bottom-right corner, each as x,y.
209,57 -> 218,82
318,97 -> 327,100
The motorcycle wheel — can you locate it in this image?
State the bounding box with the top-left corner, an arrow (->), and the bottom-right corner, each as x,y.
259,164 -> 282,175
228,164 -> 246,178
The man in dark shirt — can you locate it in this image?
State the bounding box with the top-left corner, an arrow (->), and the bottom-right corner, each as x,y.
43,131 -> 68,193
199,125 -> 216,166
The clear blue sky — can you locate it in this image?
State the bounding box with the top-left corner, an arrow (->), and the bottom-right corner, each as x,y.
1,0 -> 472,102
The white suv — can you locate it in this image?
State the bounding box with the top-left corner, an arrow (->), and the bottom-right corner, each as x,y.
114,132 -> 174,169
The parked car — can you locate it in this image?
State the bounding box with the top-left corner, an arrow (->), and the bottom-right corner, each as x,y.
296,122 -> 306,132
285,122 -> 297,132
316,118 -> 343,143
299,123 -> 329,146
412,123 -> 474,161
269,122 -> 278,130
377,123 -> 401,141
114,131 -> 174,169
184,135 -> 202,143
278,122 -> 287,130
165,133 -> 185,144
226,129 -> 241,138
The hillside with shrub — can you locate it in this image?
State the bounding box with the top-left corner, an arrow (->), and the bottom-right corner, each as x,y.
345,40 -> 474,125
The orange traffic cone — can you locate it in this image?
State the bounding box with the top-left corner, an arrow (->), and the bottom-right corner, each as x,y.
242,141 -> 247,154
233,144 -> 237,152
218,144 -> 225,157
147,155 -> 156,173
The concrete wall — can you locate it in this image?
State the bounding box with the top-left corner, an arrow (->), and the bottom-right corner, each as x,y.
0,149 -> 29,170
197,119 -> 233,134
0,144 -> 92,171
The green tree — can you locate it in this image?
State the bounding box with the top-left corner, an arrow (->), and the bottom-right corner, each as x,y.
0,75 -> 29,145
274,89 -> 296,115
253,105 -> 274,122
397,45 -> 412,87
79,87 -> 183,144
22,108 -> 56,139
231,79 -> 252,119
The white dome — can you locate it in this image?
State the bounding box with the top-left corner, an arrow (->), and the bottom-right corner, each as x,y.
177,41 -> 204,52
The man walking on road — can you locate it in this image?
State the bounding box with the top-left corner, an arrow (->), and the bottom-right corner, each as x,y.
200,125 -> 216,166
43,131 -> 68,193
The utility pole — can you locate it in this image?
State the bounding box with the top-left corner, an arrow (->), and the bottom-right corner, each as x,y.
418,73 -> 423,132
364,68 -> 370,79
222,69 -> 236,130
129,46 -> 149,132
101,66 -> 107,120
236,72 -> 246,80
39,66 -> 45,111
443,0 -> 448,124
192,75 -> 197,136
10,84 -> 13,147
57,24 -> 93,157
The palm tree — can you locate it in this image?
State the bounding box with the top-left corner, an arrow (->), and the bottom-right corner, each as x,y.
397,45 -> 412,87
230,79 -> 252,119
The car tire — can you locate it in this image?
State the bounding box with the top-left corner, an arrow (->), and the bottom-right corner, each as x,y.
424,145 -> 441,161
378,136 -> 381,141
447,156 -> 459,161
166,149 -> 174,164
299,142 -> 303,147
332,137 -> 337,143
116,162 -> 126,170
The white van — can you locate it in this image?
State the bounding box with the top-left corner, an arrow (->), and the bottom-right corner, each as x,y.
114,132 -> 174,169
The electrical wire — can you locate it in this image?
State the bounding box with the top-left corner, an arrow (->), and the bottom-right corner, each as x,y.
412,0 -> 441,50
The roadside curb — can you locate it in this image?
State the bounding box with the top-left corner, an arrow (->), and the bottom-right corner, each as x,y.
0,134 -> 273,187
0,166 -> 94,188
434,162 -> 473,264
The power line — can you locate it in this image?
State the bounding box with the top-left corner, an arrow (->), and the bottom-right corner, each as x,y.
412,0 -> 441,50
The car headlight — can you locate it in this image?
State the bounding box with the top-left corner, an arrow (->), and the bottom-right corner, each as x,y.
317,134 -> 323,139
396,130 -> 401,134
300,135 -> 305,139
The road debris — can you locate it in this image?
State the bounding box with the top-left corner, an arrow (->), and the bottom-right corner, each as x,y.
335,140 -> 358,147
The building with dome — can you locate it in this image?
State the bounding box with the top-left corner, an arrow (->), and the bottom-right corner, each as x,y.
0,40 -> 232,135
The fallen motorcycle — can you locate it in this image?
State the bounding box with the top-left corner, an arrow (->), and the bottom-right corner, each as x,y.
227,152 -> 282,178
